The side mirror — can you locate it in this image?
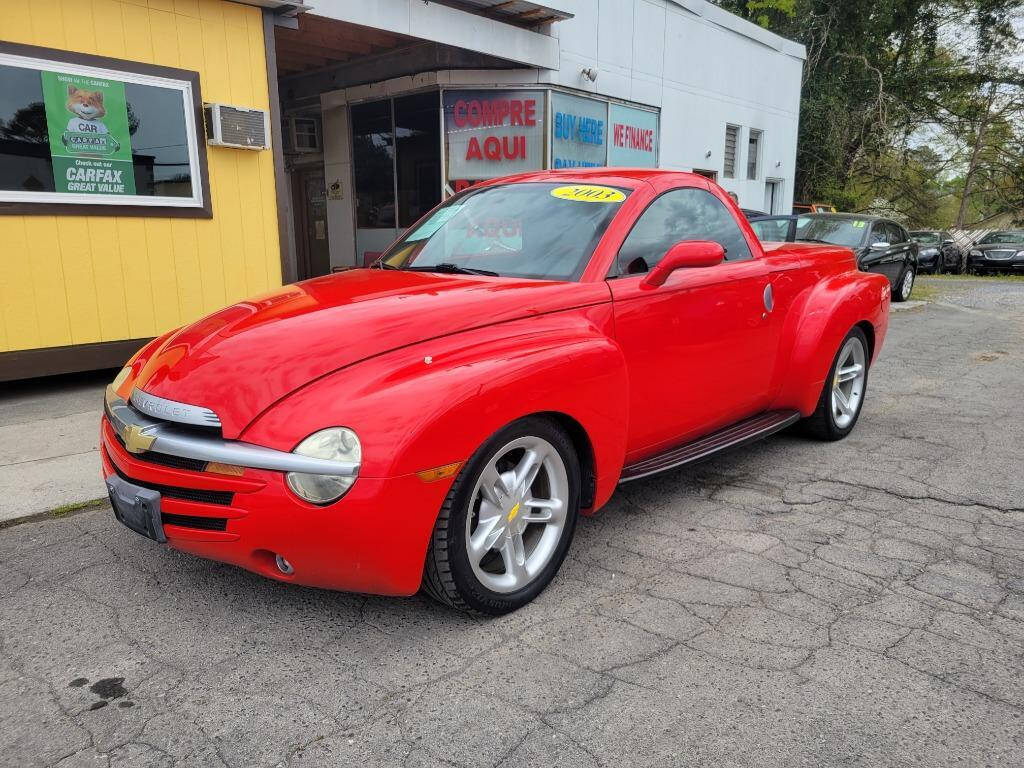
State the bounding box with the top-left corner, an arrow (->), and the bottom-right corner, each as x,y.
642,240 -> 725,288
870,241 -> 889,251
942,239 -> 954,245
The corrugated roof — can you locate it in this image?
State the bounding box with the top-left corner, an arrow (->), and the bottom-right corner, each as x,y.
434,1 -> 573,28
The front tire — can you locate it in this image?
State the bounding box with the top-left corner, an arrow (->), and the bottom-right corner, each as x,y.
893,266 -> 915,302
421,417 -> 580,615
801,327 -> 869,441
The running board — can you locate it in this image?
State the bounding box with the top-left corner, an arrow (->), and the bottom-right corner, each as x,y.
619,410 -> 801,483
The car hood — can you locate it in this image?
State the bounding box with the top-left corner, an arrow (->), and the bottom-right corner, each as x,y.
132,269 -> 610,438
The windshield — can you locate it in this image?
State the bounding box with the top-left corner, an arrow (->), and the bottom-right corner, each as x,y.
979,231 -> 1024,245
379,182 -> 630,280
797,217 -> 869,248
911,232 -> 939,244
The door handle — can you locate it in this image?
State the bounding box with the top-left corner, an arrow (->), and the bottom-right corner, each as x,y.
762,283 -> 774,317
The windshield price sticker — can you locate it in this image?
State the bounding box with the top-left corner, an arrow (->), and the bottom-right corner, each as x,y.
852,221 -> 866,228
550,185 -> 625,203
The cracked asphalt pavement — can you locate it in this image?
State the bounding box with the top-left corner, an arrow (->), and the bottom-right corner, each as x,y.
2,277 -> 1024,767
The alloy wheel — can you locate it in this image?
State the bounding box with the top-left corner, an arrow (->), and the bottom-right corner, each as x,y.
831,336 -> 866,429
464,436 -> 569,594
900,269 -> 914,300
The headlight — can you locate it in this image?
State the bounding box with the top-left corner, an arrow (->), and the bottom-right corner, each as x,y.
970,249 -> 982,257
285,427 -> 361,505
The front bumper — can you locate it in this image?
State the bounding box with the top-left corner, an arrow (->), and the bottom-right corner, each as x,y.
100,415 -> 454,595
969,253 -> 1024,270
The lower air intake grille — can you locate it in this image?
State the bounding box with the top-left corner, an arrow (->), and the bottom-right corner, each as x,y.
113,431 -> 209,472
110,461 -> 234,506
162,513 -> 228,532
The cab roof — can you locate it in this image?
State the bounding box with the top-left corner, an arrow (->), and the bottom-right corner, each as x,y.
478,168 -> 710,189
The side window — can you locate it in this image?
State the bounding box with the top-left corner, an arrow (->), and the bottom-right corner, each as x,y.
750,219 -> 786,242
870,223 -> 890,245
888,223 -> 907,244
616,187 -> 752,275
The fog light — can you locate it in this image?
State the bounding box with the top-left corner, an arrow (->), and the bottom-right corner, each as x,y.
275,554 -> 294,575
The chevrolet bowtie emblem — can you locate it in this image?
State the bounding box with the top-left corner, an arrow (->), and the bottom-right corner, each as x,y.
121,424 -> 156,454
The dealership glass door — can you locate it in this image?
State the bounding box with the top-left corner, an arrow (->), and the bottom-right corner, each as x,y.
351,93 -> 440,265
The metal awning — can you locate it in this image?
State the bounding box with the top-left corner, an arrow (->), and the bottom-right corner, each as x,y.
230,0 -> 312,16
435,0 -> 573,27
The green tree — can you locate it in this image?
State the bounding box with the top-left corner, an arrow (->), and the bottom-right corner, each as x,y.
714,0 -> 1023,224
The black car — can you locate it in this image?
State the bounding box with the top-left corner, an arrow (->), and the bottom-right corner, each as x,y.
794,214 -> 919,302
909,230 -> 963,274
967,230 -> 1024,273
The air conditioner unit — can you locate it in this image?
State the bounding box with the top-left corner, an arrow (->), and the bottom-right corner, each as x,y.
204,103 -> 270,150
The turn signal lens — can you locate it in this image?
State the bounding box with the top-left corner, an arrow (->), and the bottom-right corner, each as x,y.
417,462 -> 462,483
285,427 -> 361,505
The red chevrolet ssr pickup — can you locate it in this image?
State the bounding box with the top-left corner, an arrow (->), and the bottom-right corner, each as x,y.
101,169 -> 889,614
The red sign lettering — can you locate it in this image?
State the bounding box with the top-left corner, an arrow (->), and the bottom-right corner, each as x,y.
452,98 -> 537,128
613,123 -> 654,153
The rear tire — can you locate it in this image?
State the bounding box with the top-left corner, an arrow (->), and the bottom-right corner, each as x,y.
421,416 -> 580,615
893,266 -> 915,302
800,327 -> 870,441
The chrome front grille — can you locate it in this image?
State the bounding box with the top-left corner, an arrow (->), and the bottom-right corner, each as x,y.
986,249 -> 1015,260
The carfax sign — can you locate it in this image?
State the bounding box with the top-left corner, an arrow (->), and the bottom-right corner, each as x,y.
41,71 -> 136,195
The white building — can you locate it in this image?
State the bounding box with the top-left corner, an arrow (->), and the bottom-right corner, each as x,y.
270,0 -> 806,278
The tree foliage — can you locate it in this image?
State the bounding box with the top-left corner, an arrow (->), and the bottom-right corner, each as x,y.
715,0 -> 1024,226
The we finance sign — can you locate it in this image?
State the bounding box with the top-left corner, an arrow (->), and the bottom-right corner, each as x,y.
608,103 -> 658,168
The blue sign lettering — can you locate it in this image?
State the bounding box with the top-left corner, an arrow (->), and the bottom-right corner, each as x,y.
554,111 -> 604,147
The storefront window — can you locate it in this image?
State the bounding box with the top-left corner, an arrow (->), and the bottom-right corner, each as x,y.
351,99 -> 395,229
443,89 -> 545,184
0,47 -> 207,214
551,91 -> 607,169
394,92 -> 440,227
608,103 -> 658,168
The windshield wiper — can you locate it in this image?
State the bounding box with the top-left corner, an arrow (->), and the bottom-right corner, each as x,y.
795,238 -> 832,244
404,263 -> 500,277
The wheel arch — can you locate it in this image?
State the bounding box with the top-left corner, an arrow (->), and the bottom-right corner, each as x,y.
855,319 -> 875,361
532,410 -> 596,510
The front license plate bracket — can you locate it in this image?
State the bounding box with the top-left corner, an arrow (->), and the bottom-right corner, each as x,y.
105,474 -> 166,543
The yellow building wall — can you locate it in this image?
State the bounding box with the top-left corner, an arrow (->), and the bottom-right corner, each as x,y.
0,0 -> 281,354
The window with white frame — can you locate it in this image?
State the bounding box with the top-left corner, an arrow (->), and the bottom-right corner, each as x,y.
747,129 -> 762,180
0,44 -> 208,214
723,124 -> 739,179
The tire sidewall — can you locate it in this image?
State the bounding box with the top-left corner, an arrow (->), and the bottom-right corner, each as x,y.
823,327 -> 870,439
444,417 -> 580,615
